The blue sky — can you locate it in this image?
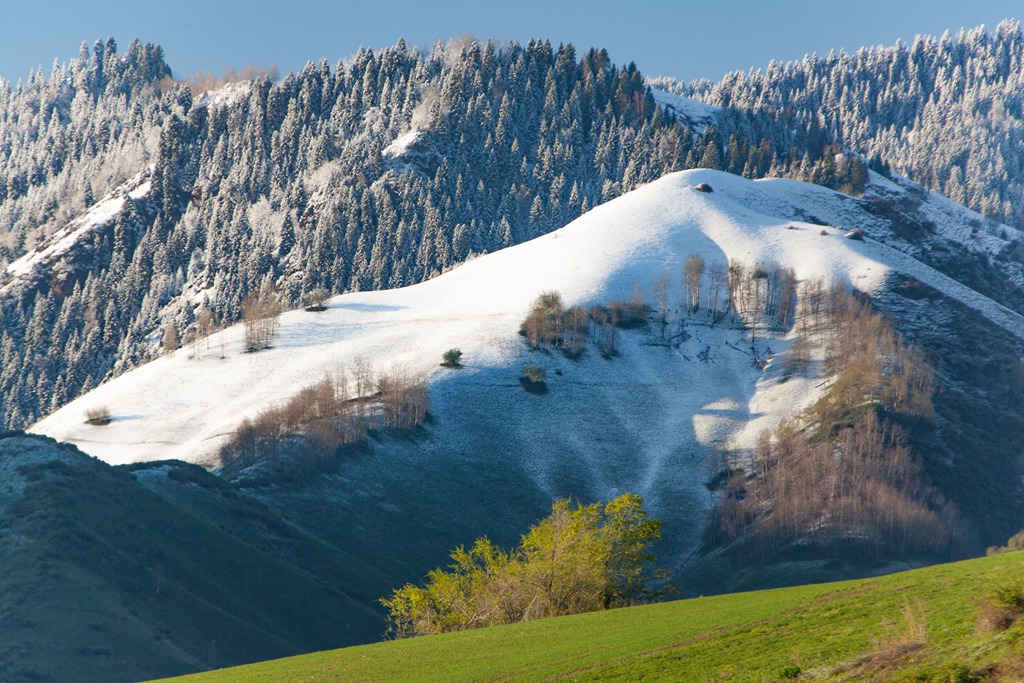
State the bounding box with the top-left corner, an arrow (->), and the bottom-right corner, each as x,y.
1,1 -> 1021,84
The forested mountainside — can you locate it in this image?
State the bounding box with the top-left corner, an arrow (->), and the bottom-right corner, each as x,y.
7,24 -> 1024,433
0,39 -> 170,267
0,37 -> 866,430
658,20 -> 1024,228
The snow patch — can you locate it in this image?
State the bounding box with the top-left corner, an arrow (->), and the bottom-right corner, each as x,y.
2,172 -> 152,289
652,89 -> 720,129
201,81 -> 252,108
383,130 -> 425,158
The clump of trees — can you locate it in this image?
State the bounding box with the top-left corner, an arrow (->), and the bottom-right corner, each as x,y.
219,358 -> 429,470
816,286 -> 934,422
606,286 -> 650,329
161,64 -> 279,97
666,254 -> 796,343
520,291 -> 589,356
519,289 -> 650,358
705,287 -> 961,561
722,259 -> 797,335
381,494 -> 664,638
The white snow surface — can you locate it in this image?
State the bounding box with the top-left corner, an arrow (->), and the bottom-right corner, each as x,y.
31,168 -> 1024,485
383,130 -> 425,158
200,81 -> 252,108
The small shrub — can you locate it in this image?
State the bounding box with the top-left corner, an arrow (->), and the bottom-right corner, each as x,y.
891,663 -> 985,683
777,665 -> 801,679
991,580 -> 1024,610
303,287 -> 330,312
522,364 -> 546,383
441,348 -> 463,368
84,406 -> 112,426
977,579 -> 1024,631
520,364 -> 548,395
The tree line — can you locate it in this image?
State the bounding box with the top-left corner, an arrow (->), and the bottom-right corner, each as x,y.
662,21 -> 1024,228
219,358 -> 428,476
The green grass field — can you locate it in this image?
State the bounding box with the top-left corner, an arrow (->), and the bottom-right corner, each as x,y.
154,550 -> 1024,682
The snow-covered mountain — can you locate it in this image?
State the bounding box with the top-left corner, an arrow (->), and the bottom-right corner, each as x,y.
9,28 -> 1024,683
32,168 -> 1024,461
27,168 -> 1024,591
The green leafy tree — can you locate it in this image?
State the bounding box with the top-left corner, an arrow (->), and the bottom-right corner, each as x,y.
381,494 -> 664,638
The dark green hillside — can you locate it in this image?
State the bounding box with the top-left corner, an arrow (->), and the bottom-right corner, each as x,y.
156,550 -> 1024,682
0,433 -> 387,683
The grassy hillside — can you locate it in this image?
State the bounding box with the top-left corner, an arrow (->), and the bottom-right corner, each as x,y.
155,551 -> 1024,682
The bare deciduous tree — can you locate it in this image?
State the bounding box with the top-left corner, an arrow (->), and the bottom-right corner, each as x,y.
242,282 -> 282,352
683,253 -> 705,312
652,274 -> 669,326
707,261 -> 726,316
162,322 -> 179,353
190,308 -> 214,359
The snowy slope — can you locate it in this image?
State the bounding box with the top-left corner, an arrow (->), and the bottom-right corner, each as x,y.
31,167 -> 1024,574
33,168 -> 1024,465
